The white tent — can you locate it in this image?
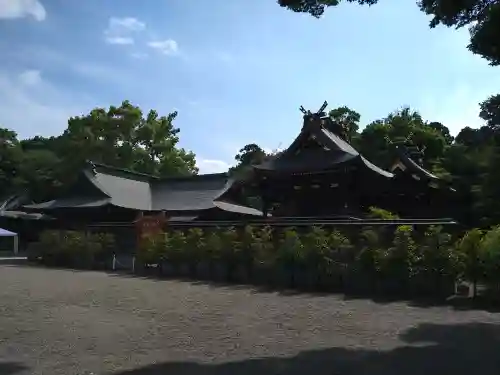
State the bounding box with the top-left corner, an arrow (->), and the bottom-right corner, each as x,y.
0,228 -> 19,255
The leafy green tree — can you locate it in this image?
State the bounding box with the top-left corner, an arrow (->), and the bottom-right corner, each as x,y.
233,144 -> 267,170
359,107 -> 447,169
480,94 -> 500,129
278,0 -> 377,18
62,100 -> 197,180
328,106 -> 361,142
18,149 -> 63,201
419,0 -> 500,66
0,128 -> 23,198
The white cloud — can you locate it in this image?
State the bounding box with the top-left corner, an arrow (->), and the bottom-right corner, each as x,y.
147,39 -> 179,56
0,0 -> 46,21
104,17 -> 145,45
0,69 -> 92,139
18,69 -> 41,86
109,17 -> 145,32
105,36 -> 134,45
197,159 -> 232,174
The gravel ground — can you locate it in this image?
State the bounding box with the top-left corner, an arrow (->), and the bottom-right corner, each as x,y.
0,265 -> 499,375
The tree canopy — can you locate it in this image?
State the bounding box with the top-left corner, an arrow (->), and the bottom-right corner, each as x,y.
232,102 -> 500,227
2,100 -> 500,228
0,101 -> 197,201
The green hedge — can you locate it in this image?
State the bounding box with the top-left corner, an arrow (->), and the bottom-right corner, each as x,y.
27,230 -> 115,269
29,224 -> 500,299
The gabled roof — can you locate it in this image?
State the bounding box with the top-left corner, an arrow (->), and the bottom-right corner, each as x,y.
24,162 -> 263,216
391,146 -> 438,181
254,115 -> 393,178
0,193 -> 32,212
150,173 -> 234,211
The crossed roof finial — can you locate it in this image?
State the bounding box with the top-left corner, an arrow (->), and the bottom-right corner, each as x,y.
299,101 -> 328,116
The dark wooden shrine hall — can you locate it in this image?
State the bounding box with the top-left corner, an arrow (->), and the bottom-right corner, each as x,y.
14,101 -> 456,226
248,101 -> 455,219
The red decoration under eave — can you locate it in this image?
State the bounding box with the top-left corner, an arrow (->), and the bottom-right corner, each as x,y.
135,211 -> 167,240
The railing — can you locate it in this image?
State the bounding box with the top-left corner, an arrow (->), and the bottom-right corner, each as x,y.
87,217 -> 457,229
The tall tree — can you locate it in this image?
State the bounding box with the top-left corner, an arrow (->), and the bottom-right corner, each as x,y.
233,143 -> 267,170
62,100 -> 197,180
0,128 -> 23,198
358,107 -> 447,169
328,106 -> 361,142
479,94 -> 500,129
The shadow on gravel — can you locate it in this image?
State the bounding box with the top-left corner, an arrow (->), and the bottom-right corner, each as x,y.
112,322 -> 500,375
106,271 -> 500,312
0,362 -> 29,375
8,263 -> 500,312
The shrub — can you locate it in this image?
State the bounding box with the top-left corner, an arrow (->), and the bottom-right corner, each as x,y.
137,233 -> 164,266
185,228 -> 205,274
379,225 -> 417,293
38,230 -> 62,266
219,226 -> 241,273
326,230 -> 352,284
368,207 -> 400,219
205,229 -> 223,263
301,226 -> 329,273
252,226 -> 274,269
414,225 -> 457,296
355,228 -> 383,291
36,230 -> 112,269
94,233 -> 115,265
240,225 -> 258,274
456,228 -> 485,297
276,227 -> 304,287
480,225 -> 500,293
36,224 -> 498,300
167,230 -> 187,265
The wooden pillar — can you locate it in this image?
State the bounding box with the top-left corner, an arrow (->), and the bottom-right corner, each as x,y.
13,235 -> 19,255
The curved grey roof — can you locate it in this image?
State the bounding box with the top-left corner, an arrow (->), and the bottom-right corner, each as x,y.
25,163 -> 262,216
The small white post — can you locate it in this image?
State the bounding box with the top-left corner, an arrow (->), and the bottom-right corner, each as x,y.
132,256 -> 135,273
13,235 -> 19,255
112,254 -> 116,271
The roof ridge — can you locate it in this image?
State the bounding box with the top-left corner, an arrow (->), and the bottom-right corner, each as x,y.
86,161 -> 159,180
87,161 -> 227,182
157,172 -> 228,182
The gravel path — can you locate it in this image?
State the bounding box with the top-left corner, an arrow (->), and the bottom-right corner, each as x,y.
0,265 -> 499,375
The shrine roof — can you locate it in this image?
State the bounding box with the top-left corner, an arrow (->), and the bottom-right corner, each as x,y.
394,146 -> 439,180
254,116 -> 393,178
24,162 -> 262,216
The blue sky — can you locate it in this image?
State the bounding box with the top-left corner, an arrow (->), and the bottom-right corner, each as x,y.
1,0 -> 499,173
